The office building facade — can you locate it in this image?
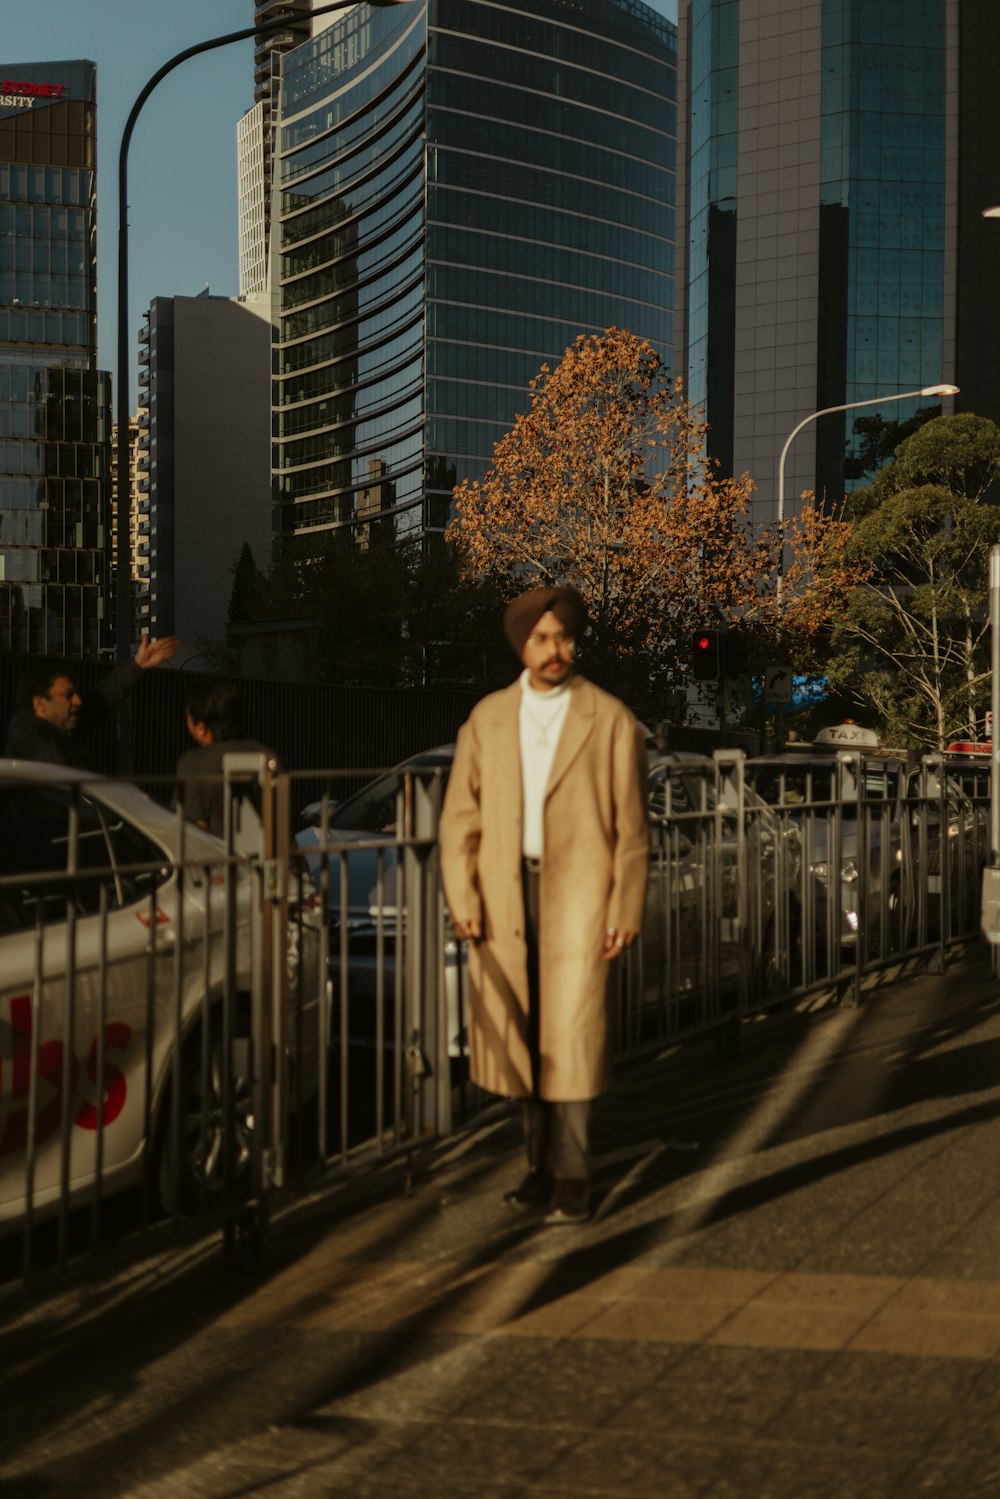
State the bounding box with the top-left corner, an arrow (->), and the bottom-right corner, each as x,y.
0,59 -> 111,658
137,292 -> 271,658
270,0 -> 676,553
676,0 -> 971,519
111,412 -> 142,645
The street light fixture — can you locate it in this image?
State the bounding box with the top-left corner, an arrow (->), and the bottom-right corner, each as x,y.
114,1 -> 417,668
776,383 -> 960,535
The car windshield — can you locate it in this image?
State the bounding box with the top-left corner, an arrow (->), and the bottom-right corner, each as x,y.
328,771 -> 406,834
648,766 -> 717,819
327,757 -> 452,834
747,763 -> 836,807
861,767 -> 900,802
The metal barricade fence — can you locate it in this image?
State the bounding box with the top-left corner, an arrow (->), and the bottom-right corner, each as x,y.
614,748 -> 990,1059
283,760 -> 464,1181
0,748 -> 989,1283
0,755 -> 472,1285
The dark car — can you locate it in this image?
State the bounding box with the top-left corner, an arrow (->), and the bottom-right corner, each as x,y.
637,751 -> 818,1042
745,725 -> 987,962
296,749 -> 465,1060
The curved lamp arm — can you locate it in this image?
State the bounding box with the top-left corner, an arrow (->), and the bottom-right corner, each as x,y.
115,0 -> 418,664
776,384 -> 959,531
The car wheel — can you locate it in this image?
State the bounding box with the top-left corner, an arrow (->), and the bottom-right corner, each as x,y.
157,1021 -> 255,1215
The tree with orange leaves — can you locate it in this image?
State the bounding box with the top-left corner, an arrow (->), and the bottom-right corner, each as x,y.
447,327 -> 865,719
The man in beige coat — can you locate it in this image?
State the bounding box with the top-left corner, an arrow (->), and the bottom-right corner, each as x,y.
439,584 -> 649,1224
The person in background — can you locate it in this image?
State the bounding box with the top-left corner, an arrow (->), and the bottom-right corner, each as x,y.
175,683 -> 270,838
5,635 -> 180,770
438,584 -> 649,1226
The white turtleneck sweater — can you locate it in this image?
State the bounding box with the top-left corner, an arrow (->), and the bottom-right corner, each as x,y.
519,667 -> 572,859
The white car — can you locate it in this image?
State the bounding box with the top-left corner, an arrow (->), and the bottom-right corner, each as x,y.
0,760 -> 321,1229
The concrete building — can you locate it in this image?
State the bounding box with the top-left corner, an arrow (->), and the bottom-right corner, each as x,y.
0,59 -> 113,658
674,0 -> 998,522
237,102 -> 269,298
237,1 -> 313,298
136,292 -> 271,660
269,0 -> 677,554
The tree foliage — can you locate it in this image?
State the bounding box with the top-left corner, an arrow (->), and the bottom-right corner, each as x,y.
832,413 -> 1000,749
228,542 -> 260,623
447,327 -> 864,717
209,531 -> 512,690
843,404 -> 939,483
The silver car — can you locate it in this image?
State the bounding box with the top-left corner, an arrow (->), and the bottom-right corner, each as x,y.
0,761 -> 322,1228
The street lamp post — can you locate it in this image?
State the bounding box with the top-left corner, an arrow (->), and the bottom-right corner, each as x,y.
113,0 -> 416,766
768,382 -> 958,752
776,383 -> 960,540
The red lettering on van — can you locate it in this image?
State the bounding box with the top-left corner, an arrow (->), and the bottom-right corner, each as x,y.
0,994 -> 76,1156
75,1023 -> 131,1130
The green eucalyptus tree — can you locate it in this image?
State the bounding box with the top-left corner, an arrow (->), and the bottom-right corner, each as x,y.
831,414 -> 1000,750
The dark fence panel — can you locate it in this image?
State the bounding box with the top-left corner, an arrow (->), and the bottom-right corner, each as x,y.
0,654 -> 482,797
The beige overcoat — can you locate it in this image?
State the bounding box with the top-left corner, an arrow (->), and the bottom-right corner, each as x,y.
438,673 -> 649,1102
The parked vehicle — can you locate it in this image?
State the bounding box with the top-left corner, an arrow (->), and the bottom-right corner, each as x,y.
747,734 -> 891,950
640,752 -> 818,1035
941,743 -> 991,802
0,761 -> 322,1228
296,748 -> 465,1061
744,723 -> 987,960
909,749 -> 990,935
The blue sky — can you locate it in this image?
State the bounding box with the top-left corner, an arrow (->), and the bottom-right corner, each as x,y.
6,0 -> 678,407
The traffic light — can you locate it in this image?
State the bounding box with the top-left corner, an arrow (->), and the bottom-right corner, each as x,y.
691,629 -> 721,681
722,628 -> 748,677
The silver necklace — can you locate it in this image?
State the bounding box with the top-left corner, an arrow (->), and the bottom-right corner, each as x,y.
522,693 -> 565,747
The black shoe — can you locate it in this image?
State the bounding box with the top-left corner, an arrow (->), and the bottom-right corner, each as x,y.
503,1169 -> 552,1208
544,1178 -> 590,1225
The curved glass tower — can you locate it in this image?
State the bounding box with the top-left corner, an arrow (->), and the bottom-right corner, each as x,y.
272,0 -> 676,553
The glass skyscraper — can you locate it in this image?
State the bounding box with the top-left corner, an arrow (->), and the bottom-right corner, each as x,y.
815,0 -> 947,499
678,0 -> 959,517
0,60 -> 111,658
271,0 -> 676,553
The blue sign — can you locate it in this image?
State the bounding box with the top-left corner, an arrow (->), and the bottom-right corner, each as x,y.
750,674 -> 829,712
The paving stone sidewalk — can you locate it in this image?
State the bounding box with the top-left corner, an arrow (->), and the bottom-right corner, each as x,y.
3,946 -> 1000,1498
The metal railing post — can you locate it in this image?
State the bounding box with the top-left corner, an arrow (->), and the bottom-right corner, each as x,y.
838,753 -> 863,1007
400,769 -> 449,1141
990,546 -> 1000,976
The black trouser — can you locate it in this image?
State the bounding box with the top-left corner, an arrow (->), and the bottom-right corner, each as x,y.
521,861 -> 591,1182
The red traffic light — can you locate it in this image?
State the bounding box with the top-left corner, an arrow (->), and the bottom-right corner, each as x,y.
690,628 -> 721,681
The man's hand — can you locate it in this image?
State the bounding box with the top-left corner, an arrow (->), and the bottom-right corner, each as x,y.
135,635 -> 180,670
604,928 -> 637,961
453,916 -> 482,942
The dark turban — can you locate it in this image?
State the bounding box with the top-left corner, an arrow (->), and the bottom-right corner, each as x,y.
503,585 -> 588,657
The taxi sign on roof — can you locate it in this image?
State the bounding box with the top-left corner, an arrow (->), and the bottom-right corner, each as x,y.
813,722 -> 881,749
945,741 -> 992,755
